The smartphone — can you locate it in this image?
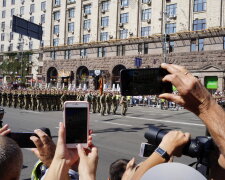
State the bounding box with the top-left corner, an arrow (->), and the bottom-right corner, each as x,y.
64,101 -> 89,148
120,68 -> 173,96
7,132 -> 38,148
139,143 -> 157,157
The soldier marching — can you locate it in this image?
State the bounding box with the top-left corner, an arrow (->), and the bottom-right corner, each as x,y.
0,88 -> 127,116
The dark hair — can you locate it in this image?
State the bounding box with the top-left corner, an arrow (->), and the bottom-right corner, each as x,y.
109,159 -> 129,180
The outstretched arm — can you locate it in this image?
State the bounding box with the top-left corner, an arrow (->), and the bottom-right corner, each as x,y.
159,63 -> 225,161
131,130 -> 190,180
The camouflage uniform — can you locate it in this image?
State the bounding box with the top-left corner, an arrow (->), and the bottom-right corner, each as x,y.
112,94 -> 118,115
120,96 -> 128,116
92,94 -> 97,113
106,93 -> 112,114
100,94 -> 106,116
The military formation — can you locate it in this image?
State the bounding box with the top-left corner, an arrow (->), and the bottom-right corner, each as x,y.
0,89 -> 128,116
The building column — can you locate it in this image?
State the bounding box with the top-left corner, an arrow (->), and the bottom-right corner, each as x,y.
218,76 -> 224,92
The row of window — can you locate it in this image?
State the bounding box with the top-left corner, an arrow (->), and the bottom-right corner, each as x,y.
1,0 -> 207,14
2,37 -> 225,55
47,37 -> 221,60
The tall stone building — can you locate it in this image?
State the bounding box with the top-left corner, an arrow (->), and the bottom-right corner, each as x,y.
1,0 -> 225,92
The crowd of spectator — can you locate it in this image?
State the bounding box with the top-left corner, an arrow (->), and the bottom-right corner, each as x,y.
0,63 -> 225,180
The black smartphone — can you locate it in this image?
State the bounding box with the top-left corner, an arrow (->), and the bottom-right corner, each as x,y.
7,132 -> 38,148
120,68 -> 172,96
139,143 -> 156,157
64,101 -> 89,148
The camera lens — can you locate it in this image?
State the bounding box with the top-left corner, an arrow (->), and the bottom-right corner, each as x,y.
144,126 -> 169,145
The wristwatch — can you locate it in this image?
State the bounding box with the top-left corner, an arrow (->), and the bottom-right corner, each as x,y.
154,147 -> 170,161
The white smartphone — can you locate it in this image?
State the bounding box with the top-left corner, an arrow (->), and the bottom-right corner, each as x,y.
63,101 -> 89,148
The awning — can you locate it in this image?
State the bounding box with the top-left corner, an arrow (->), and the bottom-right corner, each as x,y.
205,76 -> 218,89
58,70 -> 70,77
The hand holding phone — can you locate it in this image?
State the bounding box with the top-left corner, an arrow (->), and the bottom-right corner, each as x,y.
64,101 -> 89,148
7,132 -> 38,148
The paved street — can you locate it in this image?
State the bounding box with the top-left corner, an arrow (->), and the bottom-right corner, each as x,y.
2,106 -> 206,180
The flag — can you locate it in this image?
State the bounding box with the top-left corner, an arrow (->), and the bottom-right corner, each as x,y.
99,77 -> 103,95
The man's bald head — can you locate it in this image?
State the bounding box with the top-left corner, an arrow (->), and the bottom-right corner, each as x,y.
0,135 -> 23,180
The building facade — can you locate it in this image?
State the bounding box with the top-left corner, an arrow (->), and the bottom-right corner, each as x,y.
1,0 -> 225,91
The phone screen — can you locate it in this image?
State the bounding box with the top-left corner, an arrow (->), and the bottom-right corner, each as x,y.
7,132 -> 37,148
65,107 -> 88,144
120,68 -> 172,96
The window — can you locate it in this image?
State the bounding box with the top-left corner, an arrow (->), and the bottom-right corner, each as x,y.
30,16 -> 34,23
169,41 -> 174,53
64,50 -> 71,59
190,39 -> 204,51
141,26 -> 151,36
11,0 -> 15,5
199,38 -> 204,51
53,38 -> 59,46
84,4 -> 91,14
51,51 -> 57,60
1,33 -> 5,41
83,19 -> 91,30
11,8 -> 15,17
144,43 -> 148,54
102,1 -> 110,11
68,0 -> 75,3
18,43 -> 23,50
142,0 -> 151,3
138,44 -> 142,54
41,2 -> 46,11
101,16 -> 109,27
83,34 -> 90,43
120,13 -> 129,23
98,47 -> 106,57
194,0 -> 206,12
120,29 -> 128,39
54,0 -> 61,6
121,0 -> 129,6
117,45 -> 126,56
0,45 -> 4,52
2,10 -> 5,18
8,44 -> 13,51
193,19 -> 206,31
30,4 -> 35,13
1,22 -> 5,30
3,0 -> 6,7
10,32 -> 13,40
67,36 -> 74,45
40,40 -> 44,47
68,8 -> 75,18
142,9 -> 151,20
29,41 -> 33,50
223,37 -> 225,50
166,4 -> 177,17
53,25 -> 59,34
41,14 -> 45,23
100,32 -> 108,41
20,6 -> 24,15
53,11 -> 60,20
38,66 -> 43,74
80,49 -> 87,57
166,23 -> 176,34
68,22 -> 74,32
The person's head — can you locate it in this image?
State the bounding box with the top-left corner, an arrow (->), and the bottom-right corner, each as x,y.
0,135 -> 23,180
108,159 -> 130,180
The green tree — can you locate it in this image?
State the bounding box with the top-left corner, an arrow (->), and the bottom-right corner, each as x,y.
0,51 -> 33,83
